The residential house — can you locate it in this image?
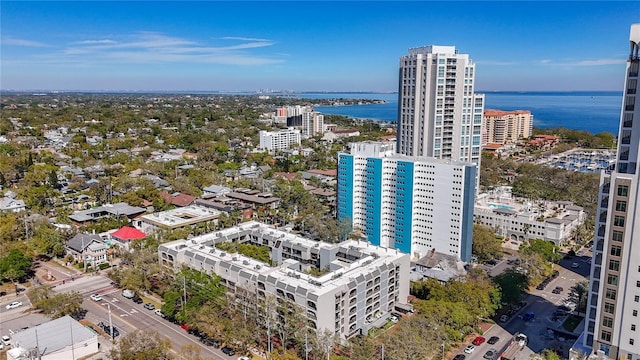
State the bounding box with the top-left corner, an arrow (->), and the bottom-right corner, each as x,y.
109,226 -> 147,251
160,192 -> 196,207
66,233 -> 108,267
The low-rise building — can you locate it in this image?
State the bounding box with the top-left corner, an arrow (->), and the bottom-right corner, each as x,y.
226,189 -> 281,210
135,205 -> 221,235
0,192 -> 26,212
65,233 -> 108,267
7,315 -> 99,360
158,221 -> 410,339
259,128 -> 301,151
109,226 -> 147,251
160,191 -> 196,207
473,186 -> 586,246
68,202 -> 146,226
322,129 -> 361,142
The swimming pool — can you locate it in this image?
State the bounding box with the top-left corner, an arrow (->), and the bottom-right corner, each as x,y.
488,203 -> 515,211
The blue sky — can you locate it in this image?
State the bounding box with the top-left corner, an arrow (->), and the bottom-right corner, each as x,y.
1,1 -> 638,92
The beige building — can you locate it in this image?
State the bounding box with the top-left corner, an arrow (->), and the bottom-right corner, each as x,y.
483,109 -> 533,145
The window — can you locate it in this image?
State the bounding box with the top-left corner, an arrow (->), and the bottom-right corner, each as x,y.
631,339 -> 635,345
601,330 -> 612,342
632,324 -> 637,331
609,260 -> 620,272
603,317 -> 613,328
618,185 -> 629,196
616,200 -> 627,212
611,245 -> 622,257
605,288 -> 617,300
614,216 -> 625,227
636,295 -> 640,302
612,231 -> 624,242
634,310 -> 639,317
607,274 -> 618,286
604,302 -> 615,314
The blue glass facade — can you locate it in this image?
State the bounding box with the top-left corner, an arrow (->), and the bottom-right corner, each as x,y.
364,158 -> 382,246
394,161 -> 413,254
336,154 -> 353,224
459,165 -> 477,262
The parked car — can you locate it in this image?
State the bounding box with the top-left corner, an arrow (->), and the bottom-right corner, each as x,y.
132,296 -> 143,304
98,322 -> 120,338
552,286 -> 564,294
90,294 -> 102,301
154,309 -> 165,317
2,335 -> 11,346
453,355 -> 466,360
6,301 -> 22,310
484,348 -> 498,360
522,312 -> 535,321
464,345 -> 476,354
487,336 -> 500,345
472,336 -> 486,346
221,346 -> 236,356
144,303 -> 155,310
571,262 -> 580,268
122,289 -> 134,298
499,314 -> 509,323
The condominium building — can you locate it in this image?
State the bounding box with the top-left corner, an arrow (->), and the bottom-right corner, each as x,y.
583,24 -> 640,360
158,221 -> 410,339
337,141 -> 476,262
396,46 -> 485,168
483,109 -> 533,145
259,128 -> 301,151
474,186 -> 586,246
302,110 -> 324,137
135,205 -> 221,235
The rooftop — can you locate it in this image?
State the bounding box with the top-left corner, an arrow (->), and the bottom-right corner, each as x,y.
10,315 -> 96,357
140,205 -> 221,228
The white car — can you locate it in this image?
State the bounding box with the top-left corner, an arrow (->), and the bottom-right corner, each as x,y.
1,335 -> 10,346
6,301 -> 22,310
464,345 -> 476,354
154,309 -> 165,317
90,294 -> 102,301
238,357 -> 250,360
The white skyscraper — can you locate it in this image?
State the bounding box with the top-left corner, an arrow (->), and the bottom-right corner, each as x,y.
583,24 -> 640,360
396,46 -> 484,168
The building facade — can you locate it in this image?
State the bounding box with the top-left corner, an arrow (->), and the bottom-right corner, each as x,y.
337,141 -> 476,262
259,128 -> 301,151
474,187 -> 586,246
396,45 -> 485,169
302,110 -> 325,137
483,109 -> 533,145
135,205 -> 221,235
158,221 -> 410,339
585,24 -> 640,360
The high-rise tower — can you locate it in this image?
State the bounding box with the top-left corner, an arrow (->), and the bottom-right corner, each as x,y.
396,46 -> 485,168
585,24 -> 640,360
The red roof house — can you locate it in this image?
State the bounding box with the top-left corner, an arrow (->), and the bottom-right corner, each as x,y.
110,226 -> 147,250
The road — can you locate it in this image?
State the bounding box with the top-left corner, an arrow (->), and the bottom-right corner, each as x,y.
453,250 -> 591,360
0,272 -> 236,360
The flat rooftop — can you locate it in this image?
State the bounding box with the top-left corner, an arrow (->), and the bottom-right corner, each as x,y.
140,205 -> 221,227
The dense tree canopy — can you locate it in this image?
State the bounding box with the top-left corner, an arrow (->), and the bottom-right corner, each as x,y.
472,224 -> 503,261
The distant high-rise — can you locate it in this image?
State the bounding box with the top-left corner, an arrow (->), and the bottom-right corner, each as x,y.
584,24 -> 640,360
483,110 -> 533,145
396,46 -> 485,168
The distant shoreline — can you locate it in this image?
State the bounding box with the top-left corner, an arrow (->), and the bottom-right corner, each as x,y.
0,90 -> 623,96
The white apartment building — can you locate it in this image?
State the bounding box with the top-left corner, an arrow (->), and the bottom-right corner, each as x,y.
259,128 -> 301,151
396,46 -> 485,168
474,187 -> 586,246
483,109 -> 533,145
135,205 -> 221,234
302,111 -> 324,137
337,141 -> 476,262
158,221 -> 410,339
582,24 -> 640,360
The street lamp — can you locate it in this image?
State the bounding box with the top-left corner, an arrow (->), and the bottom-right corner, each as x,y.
106,303 -> 114,341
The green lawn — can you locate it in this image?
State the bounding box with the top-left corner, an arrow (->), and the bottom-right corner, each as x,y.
562,314 -> 583,332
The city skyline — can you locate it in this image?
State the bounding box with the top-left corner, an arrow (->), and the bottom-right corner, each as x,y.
1,1 -> 638,92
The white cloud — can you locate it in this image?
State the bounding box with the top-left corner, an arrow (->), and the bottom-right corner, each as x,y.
539,58 -> 625,66
8,31 -> 283,67
1,36 -> 49,47
221,36 -> 271,42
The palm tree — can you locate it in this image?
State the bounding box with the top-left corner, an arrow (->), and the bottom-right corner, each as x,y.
570,281 -> 589,316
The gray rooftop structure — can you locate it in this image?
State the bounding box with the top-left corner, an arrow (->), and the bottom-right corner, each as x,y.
69,202 -> 146,223
8,315 -> 98,360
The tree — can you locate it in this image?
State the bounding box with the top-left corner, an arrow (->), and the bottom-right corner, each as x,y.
492,269 -> 529,304
29,287 -> 84,319
472,224 -> 503,262
108,330 -> 173,360
570,281 -> 589,316
519,239 -> 562,263
0,249 -> 32,282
